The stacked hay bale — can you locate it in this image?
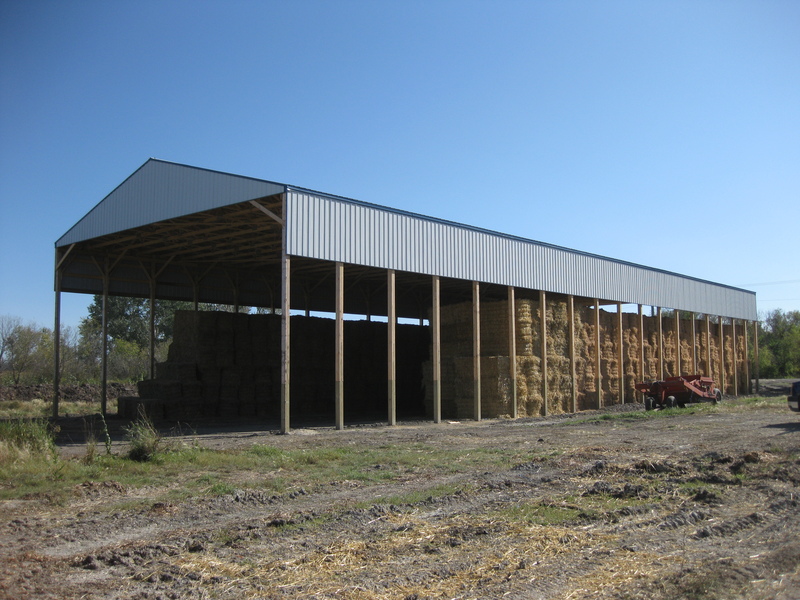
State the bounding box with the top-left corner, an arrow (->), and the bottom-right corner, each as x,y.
133,310 -> 428,423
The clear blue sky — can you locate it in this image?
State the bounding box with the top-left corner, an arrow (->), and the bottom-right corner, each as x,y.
1,0 -> 798,330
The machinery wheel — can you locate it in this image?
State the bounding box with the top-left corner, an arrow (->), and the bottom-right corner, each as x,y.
666,396 -> 676,409
645,396 -> 654,411
713,389 -> 722,404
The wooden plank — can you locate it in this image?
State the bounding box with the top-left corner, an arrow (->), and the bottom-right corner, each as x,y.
508,286 -> 517,419
473,281 -> 481,421
595,299 -> 602,408
387,269 -> 396,426
705,314 -> 712,379
569,296 -> 577,413
432,276 -> 441,423
335,262 -> 345,430
540,290 -> 548,415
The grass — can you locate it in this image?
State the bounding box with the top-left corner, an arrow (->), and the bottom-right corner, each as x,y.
0,398 -> 119,419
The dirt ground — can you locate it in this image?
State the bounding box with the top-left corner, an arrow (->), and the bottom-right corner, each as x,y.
2,381 -> 800,599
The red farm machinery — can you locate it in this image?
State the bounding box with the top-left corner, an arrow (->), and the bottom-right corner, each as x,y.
635,375 -> 722,411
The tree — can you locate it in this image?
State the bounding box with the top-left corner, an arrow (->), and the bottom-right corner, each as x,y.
758,309 -> 800,378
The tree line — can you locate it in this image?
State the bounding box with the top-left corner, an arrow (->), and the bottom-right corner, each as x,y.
1,302 -> 799,386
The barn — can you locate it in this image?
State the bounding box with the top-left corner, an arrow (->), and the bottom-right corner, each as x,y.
54,159 -> 758,431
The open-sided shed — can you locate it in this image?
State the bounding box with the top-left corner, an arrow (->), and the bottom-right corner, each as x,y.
54,159 -> 758,431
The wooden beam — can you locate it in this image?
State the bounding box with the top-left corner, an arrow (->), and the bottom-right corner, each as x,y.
335,262 -> 345,430
432,276 -> 442,423
508,286 -> 517,419
473,281 -> 481,421
250,199 -> 285,226
595,299 -> 602,408
569,296 -> 577,413
387,269 -> 396,426
540,290 -> 548,415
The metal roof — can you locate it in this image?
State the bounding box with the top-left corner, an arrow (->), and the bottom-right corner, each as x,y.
56,159 -> 757,320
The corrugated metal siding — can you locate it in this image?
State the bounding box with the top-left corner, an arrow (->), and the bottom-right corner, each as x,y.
57,159 -> 284,246
286,190 -> 757,320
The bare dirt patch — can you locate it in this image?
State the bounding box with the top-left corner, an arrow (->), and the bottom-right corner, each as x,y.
2,386 -> 800,599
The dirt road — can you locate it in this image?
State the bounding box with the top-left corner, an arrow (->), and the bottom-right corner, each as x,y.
2,390 -> 800,599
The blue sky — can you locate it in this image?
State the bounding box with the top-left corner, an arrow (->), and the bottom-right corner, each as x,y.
1,0 -> 798,330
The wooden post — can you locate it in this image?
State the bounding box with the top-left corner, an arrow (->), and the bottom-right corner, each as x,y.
732,319 -> 738,396
149,284 -> 156,380
691,313 -> 697,375
638,305 -> 644,384
335,262 -> 345,430
754,320 -> 759,393
569,296 -> 577,413
432,276 -> 441,423
101,266 -> 109,417
280,254 -> 291,434
675,309 -> 681,376
387,269 -> 396,426
705,314 -> 712,379
508,286 -> 517,419
53,271 -> 61,419
744,320 -> 750,394
658,307 -> 664,381
473,281 -> 481,421
617,303 -> 624,404
719,317 -> 726,394
540,290 -> 548,416
595,299 -> 602,408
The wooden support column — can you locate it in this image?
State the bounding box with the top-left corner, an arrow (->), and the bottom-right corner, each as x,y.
335,262 -> 345,430
280,254 -> 291,434
101,270 -> 109,416
540,290 -> 548,416
432,276 -> 442,423
149,287 -> 156,379
53,270 -> 62,419
691,313 -> 697,375
658,307 -> 664,380
568,296 -> 577,413
617,303 -> 624,404
732,319 -> 738,396
508,287 -> 517,418
387,269 -> 396,426
754,321 -> 760,393
675,309 -> 681,376
744,321 -> 751,394
638,305 -> 644,385
719,317 -> 726,394
705,314 -> 712,379
473,281 -> 481,421
595,299 -> 602,408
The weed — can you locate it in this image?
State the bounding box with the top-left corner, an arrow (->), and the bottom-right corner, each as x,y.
123,408 -> 163,462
